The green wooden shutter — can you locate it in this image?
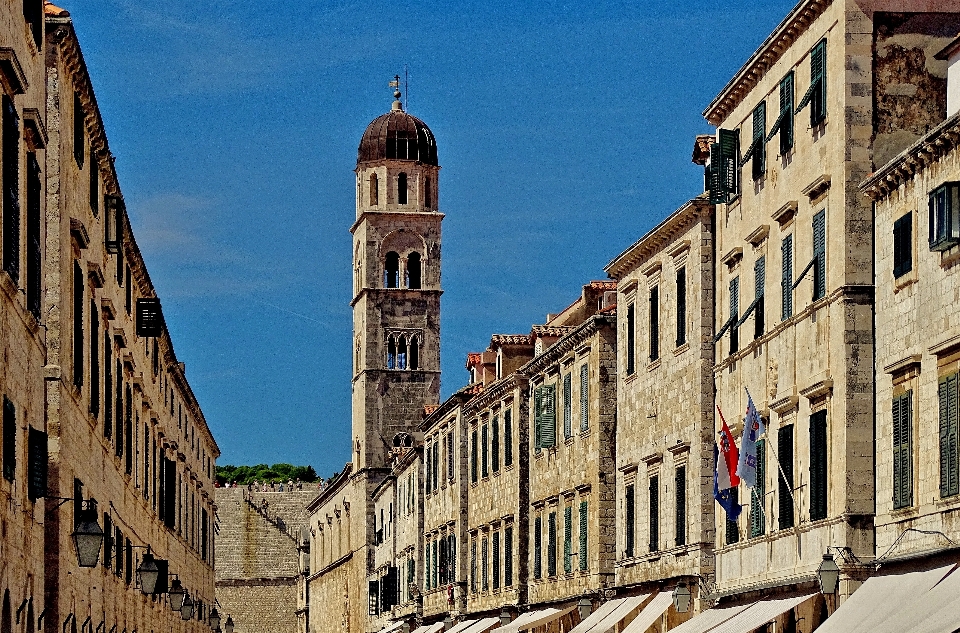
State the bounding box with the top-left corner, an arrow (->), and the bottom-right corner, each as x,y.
540,385 -> 556,448
469,538 -> 476,592
493,531 -> 500,589
893,392 -> 914,509
709,129 -> 740,203
750,439 -> 766,537
505,410 -> 513,466
777,72 -> 794,155
433,539 -> 439,588
754,256 -> 765,339
649,285 -> 660,361
940,374 -> 960,497
449,535 -> 456,582
481,424 -> 488,477
626,303 -> 636,374
471,428 -> 478,483
481,535 -> 488,590
676,267 -> 687,346
533,516 -> 542,578
492,415 -> 500,472
813,211 -> 826,300
547,511 -> 557,576
752,101 -> 766,180
563,506 -> 572,573
579,501 -> 588,571
778,425 -> 795,529
729,277 -> 739,354
893,213 -> 913,278
810,39 -> 827,125
649,476 -> 659,551
563,373 -> 572,439
505,526 -> 514,586
781,235 -> 793,320
675,467 -> 686,546
810,411 -> 828,521
27,427 -> 47,500
580,364 -> 589,432
425,439 -> 432,494
625,484 -> 635,557
534,386 -> 543,453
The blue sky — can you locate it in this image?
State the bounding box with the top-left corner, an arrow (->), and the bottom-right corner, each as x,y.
66,0 -> 796,476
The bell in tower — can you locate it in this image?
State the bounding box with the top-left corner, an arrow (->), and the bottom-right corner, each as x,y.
350,81 -> 442,471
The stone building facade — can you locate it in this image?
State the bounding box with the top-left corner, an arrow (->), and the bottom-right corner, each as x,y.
605,197 -> 716,626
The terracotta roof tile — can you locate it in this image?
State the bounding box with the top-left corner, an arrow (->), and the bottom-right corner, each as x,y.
597,303 -> 617,314
465,353 -> 483,368
423,404 -> 440,417
44,1 -> 69,16
490,334 -> 532,347
589,281 -> 617,291
530,325 -> 577,338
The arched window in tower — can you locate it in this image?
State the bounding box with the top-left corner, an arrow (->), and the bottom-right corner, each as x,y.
369,173 -> 378,206
410,335 -> 420,370
397,335 -> 408,370
384,251 -> 400,288
398,172 -> 408,205
424,175 -> 432,208
387,336 -> 397,369
406,252 -> 422,289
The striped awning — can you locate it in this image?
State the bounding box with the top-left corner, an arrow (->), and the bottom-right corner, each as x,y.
497,605 -> 575,633
658,603 -> 752,633
409,623 -> 445,633
618,592 -> 673,633
706,593 -> 813,633
567,595 -> 649,633
458,617 -> 501,633
378,620 -> 406,633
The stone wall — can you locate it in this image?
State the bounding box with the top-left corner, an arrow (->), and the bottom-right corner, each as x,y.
215,488 -> 317,633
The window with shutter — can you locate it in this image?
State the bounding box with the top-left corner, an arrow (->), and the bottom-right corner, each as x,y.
750,439 -> 766,538
125,385 -> 133,475
438,537 -> 447,584
505,526 -> 514,586
754,256 -> 765,339
813,211 -> 826,300
433,539 -> 438,588
2,95 -> 21,283
433,438 -> 439,491
893,392 -> 914,509
534,387 -> 543,454
481,536 -> 488,591
649,476 -> 659,552
74,92 -> 85,167
893,213 -> 913,278
796,39 -> 826,126
675,467 -> 686,546
739,101 -> 766,181
563,506 -> 572,573
73,261 -> 84,389
547,511 -> 557,576
766,72 -> 794,155
809,411 -> 828,521
90,149 -> 99,215
781,235 -> 793,320
533,515 -> 542,578
626,303 -> 636,375
447,430 -> 455,480
2,397 -> 15,481
471,428 -> 478,483
493,531 -> 500,589
709,129 -> 740,203
368,580 -> 379,616
492,415 -> 500,472
649,285 -> 660,361
563,373 -> 572,439
425,439 -> 432,494
676,267 -> 687,347
625,484 -> 635,557
481,424 -> 488,478
539,384 -> 557,449
103,514 -> 112,567
725,487 -> 740,544
579,500 -> 588,570
778,425 -> 795,529
929,183 -> 960,251
27,427 -> 47,499
425,539 -> 431,589
729,277 -> 739,355
26,153 -> 41,320
580,364 -> 589,432
939,373 -> 959,498
90,300 -> 99,418
505,410 -> 513,466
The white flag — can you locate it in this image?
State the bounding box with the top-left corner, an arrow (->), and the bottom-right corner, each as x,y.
736,389 -> 766,488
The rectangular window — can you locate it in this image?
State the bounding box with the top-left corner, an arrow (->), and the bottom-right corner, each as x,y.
125,385 -> 133,475
563,373 -> 572,439
547,511 -> 557,577
533,516 -> 542,579
27,427 -> 47,500
813,210 -> 826,300
725,487 -> 740,544
432,539 -> 438,588
649,475 -> 659,552
492,531 -> 501,590
74,92 -> 85,167
676,267 -> 687,347
781,235 -> 793,320
492,415 -> 500,473
471,428 -> 478,483
469,537 -> 476,592
73,261 -> 84,389
26,153 -> 40,319
740,101 -> 766,181
425,439 -> 432,495
535,384 -> 556,450
893,213 -> 913,278
3,95 -> 21,282
481,535 -> 488,591
649,285 -> 660,361
729,277 -> 739,354
368,580 -> 379,616
90,149 -> 99,215
675,467 -> 686,546
505,526 -> 513,586
563,505 -> 572,573
481,424 -> 488,478
125,265 -> 132,314
809,410 -> 828,521
625,483 -> 635,557
425,539 -> 432,590
103,514 -> 113,568
2,397 -> 15,481
447,429 -> 455,480
893,392 -> 914,509
939,373 -> 959,497
433,439 -> 439,490
750,439 -> 766,538
929,183 -> 960,251
754,256 -> 765,339
626,303 -> 635,375
709,128 -> 740,204
778,424 -> 795,529
580,364 -> 589,432
578,500 -> 588,571
90,299 -> 99,418
504,409 -> 513,466
104,333 -> 112,439
796,38 -> 827,126
767,72 -> 795,156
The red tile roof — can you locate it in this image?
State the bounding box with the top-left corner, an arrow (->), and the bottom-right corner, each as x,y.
44,2 -> 69,16
491,334 -> 532,347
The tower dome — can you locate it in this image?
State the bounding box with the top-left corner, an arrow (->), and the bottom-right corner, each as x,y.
357,105 -> 438,166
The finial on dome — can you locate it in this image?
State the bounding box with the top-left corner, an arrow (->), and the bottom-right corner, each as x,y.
389,75 -> 403,111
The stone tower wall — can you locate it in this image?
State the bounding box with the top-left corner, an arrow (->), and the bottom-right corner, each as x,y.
215,487 -> 318,633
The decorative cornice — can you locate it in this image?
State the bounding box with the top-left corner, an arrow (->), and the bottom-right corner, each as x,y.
463,373 -> 529,416
521,314 -> 614,376
491,334 -> 533,347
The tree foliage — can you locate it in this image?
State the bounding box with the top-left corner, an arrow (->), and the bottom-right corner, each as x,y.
216,463 -> 319,486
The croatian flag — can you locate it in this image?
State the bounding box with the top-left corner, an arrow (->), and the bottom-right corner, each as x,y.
716,405 -> 740,491
736,388 -> 766,488
714,444 -> 742,521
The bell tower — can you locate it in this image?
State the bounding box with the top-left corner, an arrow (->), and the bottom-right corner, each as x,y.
350,83 -> 442,471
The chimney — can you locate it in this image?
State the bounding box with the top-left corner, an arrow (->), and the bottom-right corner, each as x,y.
936,34 -> 960,118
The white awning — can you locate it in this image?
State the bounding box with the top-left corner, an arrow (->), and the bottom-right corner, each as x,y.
498,606 -> 576,633
409,623 -> 445,633
618,592 -> 673,633
379,620 -> 407,633
814,564 -> 954,633
706,593 -> 813,633
658,603 -> 752,633
567,595 -> 648,633
581,594 -> 649,633
458,617 -> 502,633
866,565 -> 960,633
446,619 -> 478,633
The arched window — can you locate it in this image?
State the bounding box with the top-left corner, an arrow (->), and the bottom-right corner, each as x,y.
410,337 -> 420,370
384,252 -> 400,288
398,173 -> 408,205
406,252 -> 422,289
424,175 -> 432,208
387,336 -> 396,369
397,336 -> 408,370
369,173 -> 378,206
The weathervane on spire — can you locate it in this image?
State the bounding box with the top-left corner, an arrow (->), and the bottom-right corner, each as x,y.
389,75 -> 403,111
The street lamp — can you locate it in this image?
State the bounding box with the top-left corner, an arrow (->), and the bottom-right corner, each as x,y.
672,582 -> 692,613
169,579 -> 185,611
224,616 -> 234,633
817,552 -> 840,595
180,594 -> 195,621
499,609 -> 511,627
578,598 -> 592,620
209,609 -> 221,630
72,499 -> 104,568
136,551 -> 160,595
443,615 -> 452,631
